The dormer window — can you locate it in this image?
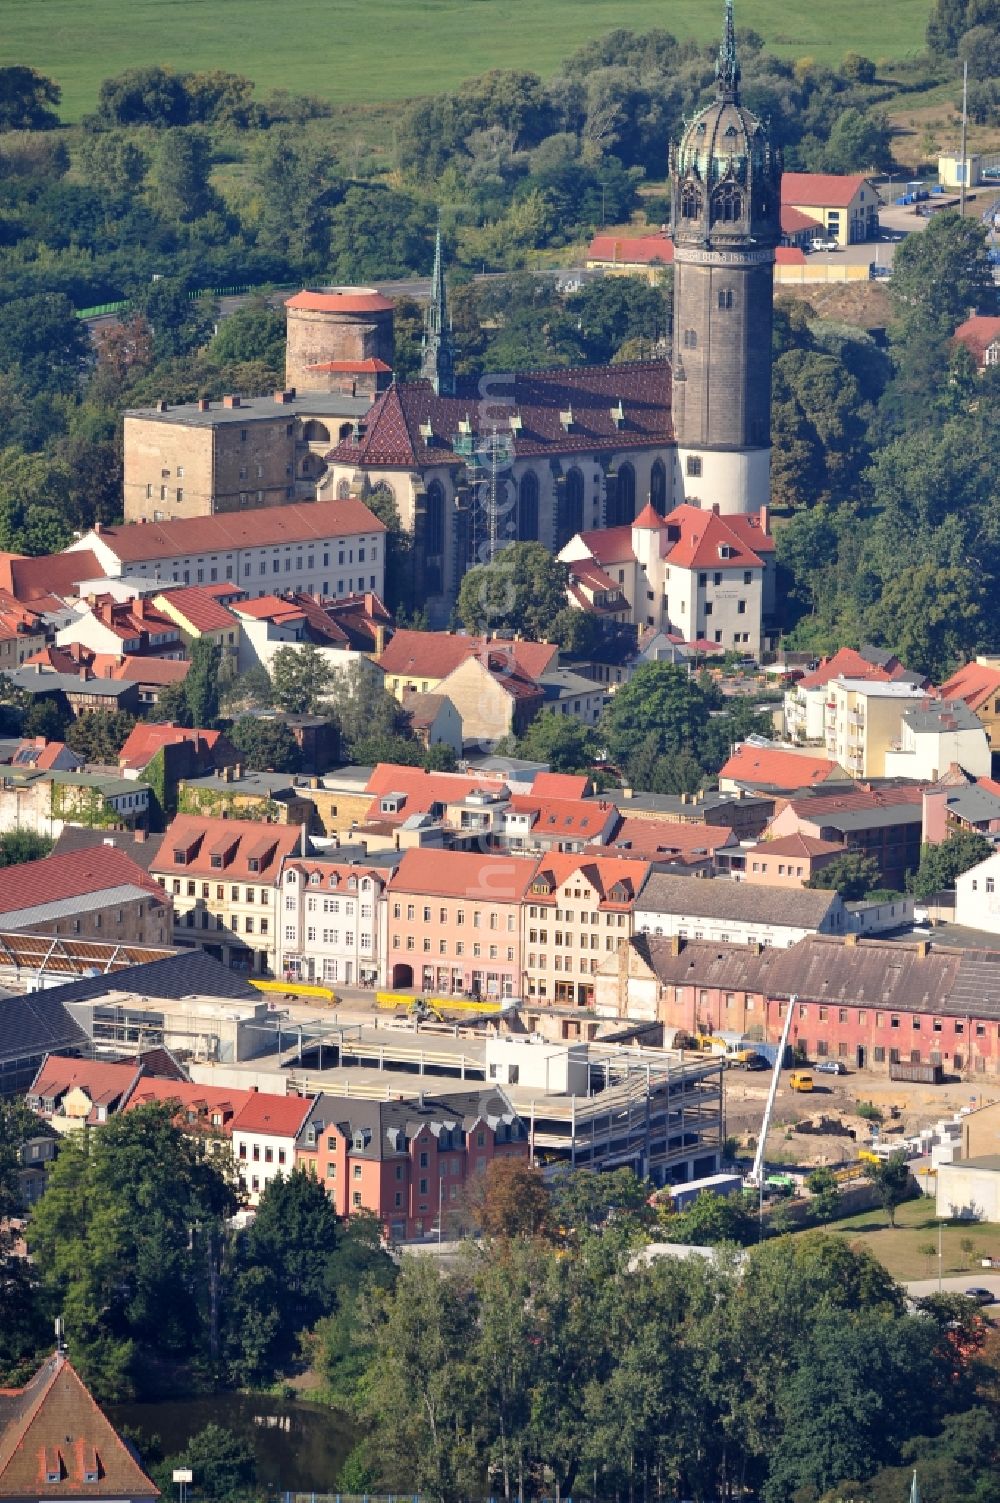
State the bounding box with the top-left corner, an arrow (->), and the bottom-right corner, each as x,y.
310,872 -> 322,885
248,858 -> 259,872
718,544 -> 734,559
173,849 -> 186,865
610,400 -> 625,428
210,854 -> 222,869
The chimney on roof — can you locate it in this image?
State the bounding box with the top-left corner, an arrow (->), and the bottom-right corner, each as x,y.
916,939 -> 929,958
621,786 -> 633,799
134,828 -> 146,843
760,504 -> 770,535
94,522 -> 103,536
669,935 -> 681,955
223,395 -> 241,409
845,932 -> 859,947
233,763 -> 243,779
712,502 -> 720,515
273,390 -> 295,404
156,400 -> 168,413
197,397 -> 210,412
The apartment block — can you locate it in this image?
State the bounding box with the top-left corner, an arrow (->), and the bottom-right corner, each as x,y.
522,854 -> 650,1008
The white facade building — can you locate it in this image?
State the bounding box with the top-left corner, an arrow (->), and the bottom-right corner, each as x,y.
65,499 -> 386,602
883,701 -> 992,783
635,872 -> 846,949
955,852 -> 1000,936
279,857 -> 392,988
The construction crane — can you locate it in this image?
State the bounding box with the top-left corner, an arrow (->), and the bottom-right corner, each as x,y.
744,992 -> 797,1218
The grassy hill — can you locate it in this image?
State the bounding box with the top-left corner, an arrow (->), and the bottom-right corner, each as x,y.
9,0 -> 931,123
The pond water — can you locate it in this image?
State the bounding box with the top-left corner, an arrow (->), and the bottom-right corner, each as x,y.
110,1393 -> 355,1494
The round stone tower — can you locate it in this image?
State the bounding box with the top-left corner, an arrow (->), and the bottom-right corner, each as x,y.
669,0 -> 781,514
284,287 -> 395,394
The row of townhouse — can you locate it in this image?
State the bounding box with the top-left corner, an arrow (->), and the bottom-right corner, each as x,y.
29,1055 -> 527,1239
153,809 -> 856,1000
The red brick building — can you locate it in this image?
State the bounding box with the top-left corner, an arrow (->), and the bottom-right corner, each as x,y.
296,1090 -> 528,1241
599,932 -> 1000,1078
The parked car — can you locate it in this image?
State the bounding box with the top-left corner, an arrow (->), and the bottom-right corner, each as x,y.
815,1060 -> 847,1075
809,237 -> 840,252
789,1070 -> 814,1092
965,1286 -> 996,1306
743,1053 -> 769,1071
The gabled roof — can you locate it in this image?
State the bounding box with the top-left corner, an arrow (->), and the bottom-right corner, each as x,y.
751,832 -> 844,859
796,646 -> 905,691
155,585 -> 241,633
781,171 -> 873,207
530,852 -> 650,905
377,630 -> 557,682
531,772 -> 590,799
124,1078 -> 254,1131
153,815 -> 303,881
659,504 -> 767,570
27,1055 -> 143,1118
229,1092 -> 317,1138
364,763 -> 508,826
74,500 -> 384,565
0,551 -> 104,605
306,358 -> 393,374
506,794 -> 615,837
0,1353 -> 159,1500
720,744 -> 844,790
389,847 -> 537,901
328,364 -> 673,468
112,657 -> 190,687
611,816 -> 737,858
638,872 -> 840,927
15,950 -> 259,1014
938,660 -> 1000,714
118,723 -> 223,773
0,847 -> 162,917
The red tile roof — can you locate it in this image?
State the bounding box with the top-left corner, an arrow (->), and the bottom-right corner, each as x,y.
752,832 -> 844,859
378,630 -> 557,682
720,744 -> 844,790
781,171 -> 873,207
112,657 -> 190,687
329,363 -> 672,468
530,852 -> 651,906
124,1078 -> 254,1130
28,1055 -> 143,1115
233,594 -> 307,624
611,816 -> 736,857
229,1092 -> 316,1137
938,660 -> 1000,712
78,499 -> 384,565
660,505 -> 767,570
0,551 -> 103,604
364,763 -> 507,825
780,204 -> 820,234
154,815 -> 303,881
531,772 -> 591,799
0,1353 -> 159,1500
788,784 -> 925,818
155,586 -> 240,633
0,847 -> 163,916
285,289 -> 394,313
796,647 -> 901,691
306,358 -> 393,373
389,847 -> 537,901
953,314 -> 1000,366
118,722 -> 223,772
508,794 -> 615,836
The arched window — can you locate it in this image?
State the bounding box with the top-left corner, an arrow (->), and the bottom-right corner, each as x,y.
712,183 -> 744,223
650,459 -> 667,517
425,479 -> 445,556
558,468 -> 584,548
336,478 -> 351,500
518,471 -> 539,541
338,422 -> 354,441
302,419 -> 330,444
680,181 -> 702,219
615,462 -> 636,526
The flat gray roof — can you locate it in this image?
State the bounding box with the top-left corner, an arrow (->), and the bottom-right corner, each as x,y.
125,393 -> 371,427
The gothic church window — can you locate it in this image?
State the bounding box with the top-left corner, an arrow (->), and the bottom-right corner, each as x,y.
518,471 -> 539,541
650,459 -> 667,517
680,182 -> 702,219
557,468 -> 584,548
612,462 -> 636,527
425,480 -> 445,556
712,183 -> 744,223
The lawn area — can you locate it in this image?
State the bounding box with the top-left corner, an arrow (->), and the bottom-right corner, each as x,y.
7,0 -> 932,122
824,1195 -> 1000,1282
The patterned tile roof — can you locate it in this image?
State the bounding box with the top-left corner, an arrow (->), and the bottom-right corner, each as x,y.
74,499 -> 384,565
328,363 -> 673,468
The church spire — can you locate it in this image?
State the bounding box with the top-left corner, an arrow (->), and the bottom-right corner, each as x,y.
716,0 -> 741,103
420,224 -> 455,396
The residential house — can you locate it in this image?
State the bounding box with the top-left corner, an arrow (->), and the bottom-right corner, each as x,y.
938,658 -> 1000,749
122,1076 -> 253,1141
296,1091 -> 528,1242
767,784 -> 925,890
823,678 -> 928,778
559,503 -> 775,657
26,1055 -> 144,1133
952,314 -> 1000,372
723,832 -> 845,886
55,596 -> 183,660
609,815 -> 739,872
279,854 -> 395,987
783,645 -> 915,743
635,872 -> 846,948
0,1351 -> 159,1503
883,700 -> 992,782
401,691 -> 463,757
64,498 -> 386,599
0,846 -> 172,946
8,738 -> 83,773
152,584 -> 242,665
498,794 -> 619,855
232,590 -> 390,676
230,1092 -> 318,1205
0,549 -> 103,607
379,629 -> 557,701
523,854 -> 651,1007
176,768 -> 315,826
535,666 -> 608,727
151,814 -> 306,973
955,852 -> 1000,935
718,743 -> 847,794
609,786 -> 775,840
386,848 -> 537,997
12,667 -> 142,719
0,591 -> 47,674
118,722 -> 236,779
0,767 -> 150,840
435,653 -> 544,744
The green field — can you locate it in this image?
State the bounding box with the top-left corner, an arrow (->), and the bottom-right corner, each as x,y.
824,1197 -> 1000,1283
6,0 -> 931,122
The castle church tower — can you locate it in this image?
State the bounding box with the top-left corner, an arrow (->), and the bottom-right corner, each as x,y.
420,227 -> 455,396
669,0 -> 781,514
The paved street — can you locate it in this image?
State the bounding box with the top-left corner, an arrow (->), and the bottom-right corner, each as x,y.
905,1272 -> 1000,1300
